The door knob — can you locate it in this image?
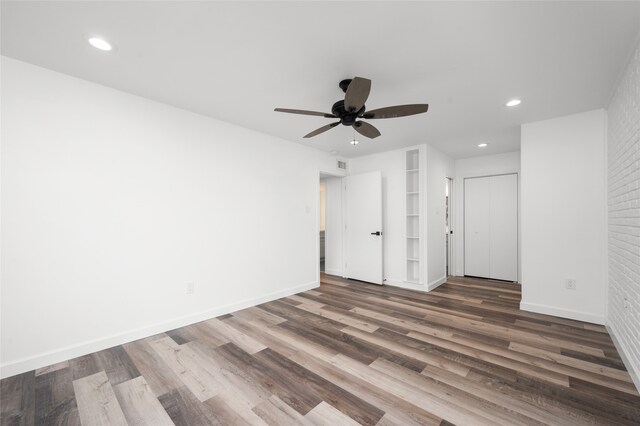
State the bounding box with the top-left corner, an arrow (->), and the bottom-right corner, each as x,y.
371,231 -> 382,236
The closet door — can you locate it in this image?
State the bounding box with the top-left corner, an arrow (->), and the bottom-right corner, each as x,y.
489,174 -> 518,281
464,177 -> 491,278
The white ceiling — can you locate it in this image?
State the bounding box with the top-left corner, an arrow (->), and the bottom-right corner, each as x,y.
2,1 -> 639,159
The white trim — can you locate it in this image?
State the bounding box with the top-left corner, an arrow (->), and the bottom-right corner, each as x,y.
427,276 -> 447,291
0,280 -> 319,379
384,279 -> 428,293
607,324 -> 640,393
446,176 -> 455,279
384,277 -> 446,293
420,146 -> 427,285
520,301 -> 605,325
602,111 -> 609,321
318,169 -> 346,281
324,268 -> 343,277
315,171 -> 321,287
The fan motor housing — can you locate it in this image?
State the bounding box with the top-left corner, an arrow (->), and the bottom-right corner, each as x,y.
332,100 -> 365,126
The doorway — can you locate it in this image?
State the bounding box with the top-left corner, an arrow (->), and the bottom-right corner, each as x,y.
319,179 -> 326,272
446,177 -> 453,277
318,170 -> 383,285
319,172 -> 344,279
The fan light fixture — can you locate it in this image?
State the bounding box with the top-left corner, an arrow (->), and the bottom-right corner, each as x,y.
506,99 -> 521,107
350,139 -> 359,145
88,37 -> 112,51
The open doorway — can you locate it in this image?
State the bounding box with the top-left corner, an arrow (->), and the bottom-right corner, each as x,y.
319,172 -> 345,279
319,179 -> 326,272
446,177 -> 453,277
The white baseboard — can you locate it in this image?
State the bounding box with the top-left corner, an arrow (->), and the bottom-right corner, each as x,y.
0,280 -> 319,379
606,324 -> 640,394
323,268 -> 343,277
427,276 -> 447,291
384,279 -> 428,292
520,301 -> 605,325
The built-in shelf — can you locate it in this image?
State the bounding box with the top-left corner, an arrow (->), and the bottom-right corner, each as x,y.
406,148 -> 421,284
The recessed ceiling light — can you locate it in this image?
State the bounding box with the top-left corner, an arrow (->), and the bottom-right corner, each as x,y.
88,37 -> 112,51
350,139 -> 359,146
506,99 -> 521,107
478,143 -> 488,148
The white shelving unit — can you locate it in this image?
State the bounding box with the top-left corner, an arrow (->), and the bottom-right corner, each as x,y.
406,149 -> 421,283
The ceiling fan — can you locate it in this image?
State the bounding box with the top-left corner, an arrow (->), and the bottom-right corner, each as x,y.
274,77 -> 429,140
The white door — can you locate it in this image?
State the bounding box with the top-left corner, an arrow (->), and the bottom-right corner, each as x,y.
464,177 -> 491,278
464,174 -> 518,281
345,171 -> 383,284
489,174 -> 518,281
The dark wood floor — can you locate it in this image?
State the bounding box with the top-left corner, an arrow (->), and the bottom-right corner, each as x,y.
2,274 -> 639,425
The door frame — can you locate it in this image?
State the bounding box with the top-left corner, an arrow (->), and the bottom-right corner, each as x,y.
446,177 -> 454,278
317,170 -> 346,284
462,172 -> 519,281
454,165 -> 520,280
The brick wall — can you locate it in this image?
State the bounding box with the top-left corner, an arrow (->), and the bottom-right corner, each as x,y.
607,37 -> 640,387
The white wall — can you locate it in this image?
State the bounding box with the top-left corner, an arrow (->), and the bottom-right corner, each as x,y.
349,148 -> 407,285
323,176 -> 343,276
0,57 -> 345,378
520,109 -> 607,324
426,145 -> 454,288
453,151 -> 521,279
606,38 -> 640,390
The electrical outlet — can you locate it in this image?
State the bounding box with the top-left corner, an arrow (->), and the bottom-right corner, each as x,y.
186,282 -> 195,294
565,279 -> 577,290
623,298 -> 630,310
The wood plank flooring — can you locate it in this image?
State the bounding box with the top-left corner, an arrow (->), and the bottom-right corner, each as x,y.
2,274 -> 639,425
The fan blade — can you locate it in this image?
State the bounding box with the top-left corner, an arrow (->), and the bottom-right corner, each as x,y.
303,121 -> 341,138
344,77 -> 371,112
363,104 -> 429,119
275,108 -> 335,118
354,121 -> 381,139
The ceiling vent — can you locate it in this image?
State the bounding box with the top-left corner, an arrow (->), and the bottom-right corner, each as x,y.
337,160 -> 347,170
